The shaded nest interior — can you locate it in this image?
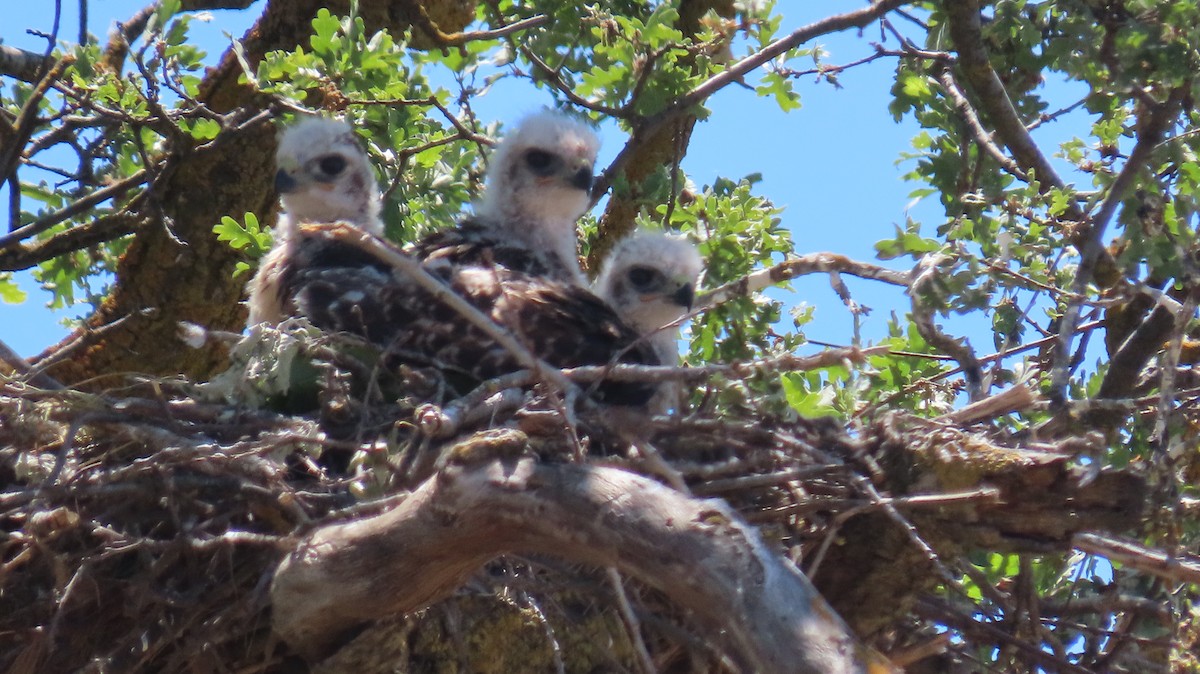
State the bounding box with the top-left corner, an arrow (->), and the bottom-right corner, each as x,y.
0,322 -> 1143,673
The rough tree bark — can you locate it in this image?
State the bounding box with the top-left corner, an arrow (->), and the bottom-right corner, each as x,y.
586,0 -> 733,273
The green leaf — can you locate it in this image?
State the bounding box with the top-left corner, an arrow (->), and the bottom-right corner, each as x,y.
214,212 -> 271,257
0,275 -> 28,304
781,372 -> 841,418
310,8 -> 341,55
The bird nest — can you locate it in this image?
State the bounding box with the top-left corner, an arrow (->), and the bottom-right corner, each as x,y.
0,323 -> 1147,673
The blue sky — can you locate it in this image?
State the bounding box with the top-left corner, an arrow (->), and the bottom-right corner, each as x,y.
2,2 -> 1093,363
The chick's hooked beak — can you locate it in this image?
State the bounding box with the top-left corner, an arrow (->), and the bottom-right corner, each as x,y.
672,281 -> 695,310
274,169 -> 299,194
570,166 -> 593,192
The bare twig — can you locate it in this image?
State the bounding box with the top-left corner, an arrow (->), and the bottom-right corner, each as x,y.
607,567 -> 658,674
0,339 -> 63,390
917,597 -> 1097,674
562,345 -> 888,384
444,14 -> 549,46
909,253 -> 982,400
940,385 -> 1037,425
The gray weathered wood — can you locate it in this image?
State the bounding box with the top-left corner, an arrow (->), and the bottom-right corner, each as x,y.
271,442 -> 891,673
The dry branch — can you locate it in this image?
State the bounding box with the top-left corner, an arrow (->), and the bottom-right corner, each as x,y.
271,434 -> 895,674
698,252 -> 911,309
1074,533 -> 1200,585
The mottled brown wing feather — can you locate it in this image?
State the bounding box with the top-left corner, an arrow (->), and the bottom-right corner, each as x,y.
412,218 -> 576,282
283,226 -> 659,406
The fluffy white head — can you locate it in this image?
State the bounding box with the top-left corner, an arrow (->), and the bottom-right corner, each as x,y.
475,110 -> 600,279
594,230 -> 704,364
274,117 -> 382,234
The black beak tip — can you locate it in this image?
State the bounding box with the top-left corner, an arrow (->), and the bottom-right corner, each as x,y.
674,283 -> 695,310
571,167 -> 594,192
274,169 -> 298,193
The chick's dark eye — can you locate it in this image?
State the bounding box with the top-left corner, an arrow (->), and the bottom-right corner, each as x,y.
627,266 -> 661,290
524,149 -> 555,173
317,154 -> 347,177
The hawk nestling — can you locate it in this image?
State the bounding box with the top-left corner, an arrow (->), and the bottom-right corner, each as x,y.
282,112 -> 660,405
414,109 -> 599,284
246,116 -> 382,327
594,230 -> 704,412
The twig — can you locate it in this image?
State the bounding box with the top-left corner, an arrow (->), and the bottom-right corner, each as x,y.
940,384 -> 1037,425
909,253 -> 982,400
692,466 -> 846,496
0,54 -> 76,187
27,311 -> 141,375
1153,292 -> 1196,447
942,1 -> 1074,205
443,14 -> 549,46
561,345 -> 888,384
0,338 -> 63,389
607,567 -> 658,674
934,66 -> 1026,179
417,373 -> 533,439
917,597 -> 1097,674
518,47 -> 625,117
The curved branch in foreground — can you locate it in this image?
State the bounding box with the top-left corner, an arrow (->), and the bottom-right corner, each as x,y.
271,432 -> 895,674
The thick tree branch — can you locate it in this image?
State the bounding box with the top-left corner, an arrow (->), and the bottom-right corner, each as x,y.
1049,88 -> 1186,402
271,443 -> 895,673
0,212 -> 143,272
1074,534 -> 1200,585
0,45 -> 55,83
0,170 -> 147,250
943,0 -> 1072,204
